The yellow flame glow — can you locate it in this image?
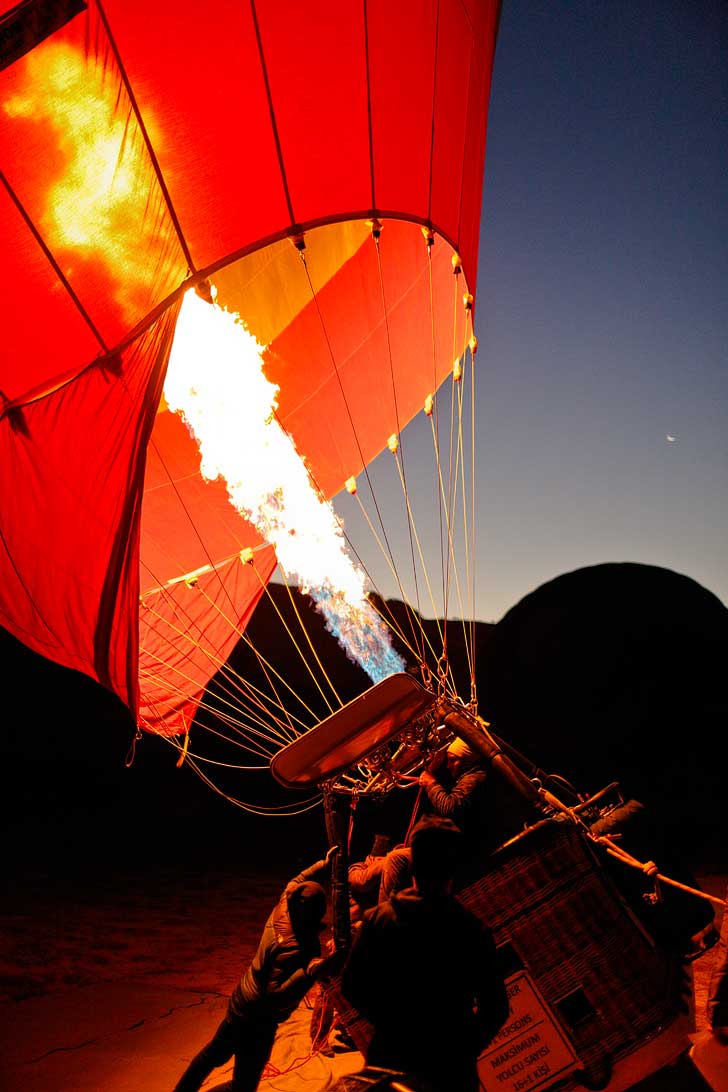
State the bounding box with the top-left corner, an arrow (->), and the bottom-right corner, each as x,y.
4,42 -> 174,315
164,292 -> 405,689
165,291 -> 364,596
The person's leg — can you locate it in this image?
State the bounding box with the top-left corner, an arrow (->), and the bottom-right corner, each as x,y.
173,1008 -> 237,1092
230,1018 -> 277,1092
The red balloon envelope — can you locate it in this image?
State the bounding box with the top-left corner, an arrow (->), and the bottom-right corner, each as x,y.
0,0 -> 501,735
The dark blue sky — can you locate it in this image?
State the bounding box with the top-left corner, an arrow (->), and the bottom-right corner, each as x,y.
334,2 -> 727,623
469,0 -> 727,620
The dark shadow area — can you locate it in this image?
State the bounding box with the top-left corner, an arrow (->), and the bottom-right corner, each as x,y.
2,563 -> 725,885
478,562 -> 728,872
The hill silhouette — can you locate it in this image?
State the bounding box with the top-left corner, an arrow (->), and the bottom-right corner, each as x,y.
477,562 -> 728,867
2,563 -> 725,872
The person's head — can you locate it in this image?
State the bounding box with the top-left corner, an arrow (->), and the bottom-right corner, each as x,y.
409,815 -> 463,896
369,833 -> 392,858
446,736 -> 477,779
287,881 -> 327,939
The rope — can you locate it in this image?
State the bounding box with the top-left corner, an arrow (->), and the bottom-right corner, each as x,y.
373,230 -> 425,653
404,786 -> 425,847
278,578 -> 341,711
349,491 -> 425,659
424,232 -> 448,668
449,338 -> 478,696
596,834 -> 726,909
390,449 -> 452,671
140,572 -> 321,737
466,317 -> 478,707
528,790 -> 727,912
441,262 -> 461,634
297,243 -> 423,659
130,221 -> 485,811
137,510 -> 307,737
195,579 -> 317,732
138,626 -> 298,746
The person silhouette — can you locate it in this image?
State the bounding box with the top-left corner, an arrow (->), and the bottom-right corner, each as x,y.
337,815 -> 508,1092
172,849 -> 342,1092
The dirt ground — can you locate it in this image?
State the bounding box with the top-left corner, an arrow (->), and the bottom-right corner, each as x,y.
1,824 -> 725,1092
3,859 -> 724,1028
1,860 -> 285,1005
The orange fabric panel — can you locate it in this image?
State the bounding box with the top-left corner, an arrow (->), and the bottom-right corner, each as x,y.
367,0 -> 437,217
141,411 -> 268,595
268,222 -> 467,498
138,547 -> 277,736
100,0 -> 290,272
429,0 -> 472,240
210,222 -> 371,351
0,186 -> 102,399
458,0 -> 502,289
0,0 -> 501,734
0,8 -> 187,370
0,307 -> 177,711
253,0 -> 372,224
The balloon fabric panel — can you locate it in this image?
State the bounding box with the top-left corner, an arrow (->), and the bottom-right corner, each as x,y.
0,0 -> 501,736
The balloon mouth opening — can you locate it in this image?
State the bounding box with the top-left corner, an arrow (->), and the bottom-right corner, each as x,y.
141,215 -> 473,736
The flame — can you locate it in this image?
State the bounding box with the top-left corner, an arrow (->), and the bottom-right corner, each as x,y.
164,290 -> 405,684
4,41 -> 174,316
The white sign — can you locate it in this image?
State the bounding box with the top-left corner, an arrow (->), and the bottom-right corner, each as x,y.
479,971 -> 579,1092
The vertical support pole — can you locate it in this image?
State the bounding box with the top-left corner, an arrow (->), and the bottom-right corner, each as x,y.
323,786 -> 352,952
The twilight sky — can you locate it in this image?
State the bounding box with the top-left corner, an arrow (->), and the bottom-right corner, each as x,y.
338,0 -> 727,624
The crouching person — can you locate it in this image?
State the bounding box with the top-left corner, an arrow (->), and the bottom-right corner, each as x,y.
172,848 -> 341,1092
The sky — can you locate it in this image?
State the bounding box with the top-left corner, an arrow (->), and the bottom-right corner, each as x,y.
337,0 -> 727,625
475,0 -> 727,621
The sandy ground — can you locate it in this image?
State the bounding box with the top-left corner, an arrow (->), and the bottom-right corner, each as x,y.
1,853 -> 725,1091
2,864 -> 725,1020
2,758 -> 726,1092
1,862 -> 285,1005
0,854 -> 367,1092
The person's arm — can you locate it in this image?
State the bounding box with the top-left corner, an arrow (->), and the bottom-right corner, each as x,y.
269,964 -> 311,1006
285,844 -> 338,892
264,943 -> 342,1012
268,959 -> 331,1008
419,768 -> 487,827
304,948 -> 346,983
348,856 -> 385,904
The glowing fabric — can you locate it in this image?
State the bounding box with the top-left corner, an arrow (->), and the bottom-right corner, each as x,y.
0,0 -> 501,733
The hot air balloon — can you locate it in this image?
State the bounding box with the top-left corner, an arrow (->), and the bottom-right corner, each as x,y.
3,8 -> 721,1089
0,0 -> 500,805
